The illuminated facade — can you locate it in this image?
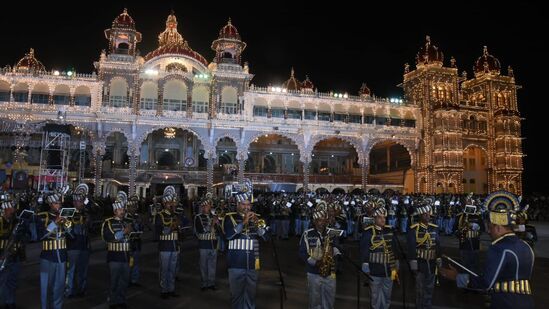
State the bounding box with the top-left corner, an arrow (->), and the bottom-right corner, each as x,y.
0,10 -> 523,197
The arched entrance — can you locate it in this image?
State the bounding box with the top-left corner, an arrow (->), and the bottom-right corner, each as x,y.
103,132 -> 129,197
246,134 -> 301,174
216,137 -> 237,178
139,128 -> 205,171
311,137 -> 361,185
463,146 -> 488,194
368,141 -> 413,192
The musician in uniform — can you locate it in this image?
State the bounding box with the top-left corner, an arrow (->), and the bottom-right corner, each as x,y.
101,191 -> 132,309
299,202 -> 341,309
407,199 -> 440,309
194,195 -> 219,291
441,191 -> 535,309
155,186 -> 181,298
36,188 -> 72,309
399,197 -> 409,233
223,186 -> 267,309
126,195 -> 143,287
65,184 -> 91,298
455,195 -> 482,273
0,193 -> 30,309
360,198 -> 399,309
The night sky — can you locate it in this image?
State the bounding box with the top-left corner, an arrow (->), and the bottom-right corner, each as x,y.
1,1 -> 546,193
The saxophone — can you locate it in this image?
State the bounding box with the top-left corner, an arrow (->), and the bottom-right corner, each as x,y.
318,232 -> 334,277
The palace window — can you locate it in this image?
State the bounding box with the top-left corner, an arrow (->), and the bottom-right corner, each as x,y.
349,114 -> 362,124
333,113 -> 346,122
31,93 -> 49,104
271,108 -> 285,118
140,98 -> 157,110
163,98 -> 186,111
13,92 -> 28,103
253,106 -> 268,117
192,100 -> 208,113
304,110 -> 316,120
287,109 -> 302,119
318,112 -> 331,121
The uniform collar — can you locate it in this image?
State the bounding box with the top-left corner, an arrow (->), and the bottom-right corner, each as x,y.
492,232 -> 515,245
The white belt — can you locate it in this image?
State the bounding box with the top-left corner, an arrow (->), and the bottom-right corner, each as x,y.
160,232 -> 178,241
228,239 -> 254,251
198,233 -> 216,240
466,231 -> 479,238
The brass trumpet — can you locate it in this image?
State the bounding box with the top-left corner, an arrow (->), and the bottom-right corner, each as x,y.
212,206 -> 225,220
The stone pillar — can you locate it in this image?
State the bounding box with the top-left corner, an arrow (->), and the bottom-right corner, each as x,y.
207,152 -> 214,195
386,145 -> 391,172
128,150 -> 138,196
361,161 -> 368,191
303,159 -> 310,193
94,152 -> 103,197
238,159 -> 245,183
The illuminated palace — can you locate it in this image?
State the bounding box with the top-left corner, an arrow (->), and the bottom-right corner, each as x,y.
0,10 -> 523,198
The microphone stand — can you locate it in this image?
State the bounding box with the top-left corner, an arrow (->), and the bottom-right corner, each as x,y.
392,228 -> 414,309
270,235 -> 287,308
338,249 -> 373,309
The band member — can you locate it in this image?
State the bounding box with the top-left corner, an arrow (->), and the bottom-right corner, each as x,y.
360,199 -> 399,309
65,184 -> 91,298
0,193 -> 30,309
407,199 -> 441,309
101,191 -> 132,309
223,186 -> 267,309
194,196 -> 219,290
299,201 -> 341,309
399,197 -> 409,233
126,195 -> 143,287
156,186 -> 181,298
441,191 -> 535,308
455,195 -> 482,273
36,187 -> 72,309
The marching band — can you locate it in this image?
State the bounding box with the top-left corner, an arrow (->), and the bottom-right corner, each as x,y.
0,184 -> 538,309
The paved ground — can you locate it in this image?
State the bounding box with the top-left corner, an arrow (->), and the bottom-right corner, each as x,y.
7,222 -> 549,308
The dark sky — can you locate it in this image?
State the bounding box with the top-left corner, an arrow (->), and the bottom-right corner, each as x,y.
1,1 -> 546,193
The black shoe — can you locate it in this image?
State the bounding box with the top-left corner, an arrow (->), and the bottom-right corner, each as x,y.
76,291 -> 86,298
129,282 -> 142,288
5,304 -> 17,309
175,276 -> 181,282
208,285 -> 218,291
201,287 -> 207,291
161,292 -> 170,299
169,292 -> 181,298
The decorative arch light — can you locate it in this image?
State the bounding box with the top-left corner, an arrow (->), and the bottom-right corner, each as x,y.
163,127 -> 176,139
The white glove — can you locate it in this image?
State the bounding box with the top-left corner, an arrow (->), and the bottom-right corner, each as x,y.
307,257 -> 318,266
333,247 -> 341,256
410,260 -> 418,271
362,263 -> 370,274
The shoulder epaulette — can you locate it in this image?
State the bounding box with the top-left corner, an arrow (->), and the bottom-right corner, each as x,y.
410,223 -> 419,229
428,223 -> 438,228
364,225 -> 375,231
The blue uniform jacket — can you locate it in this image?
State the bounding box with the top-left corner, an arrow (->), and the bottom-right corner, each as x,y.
298,228 -> 340,275
35,211 -> 72,263
407,222 -> 440,274
223,212 -> 267,270
67,210 -> 90,251
457,233 -> 535,308
194,213 -> 218,250
101,217 -> 131,263
360,225 -> 398,277
155,210 -> 180,252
